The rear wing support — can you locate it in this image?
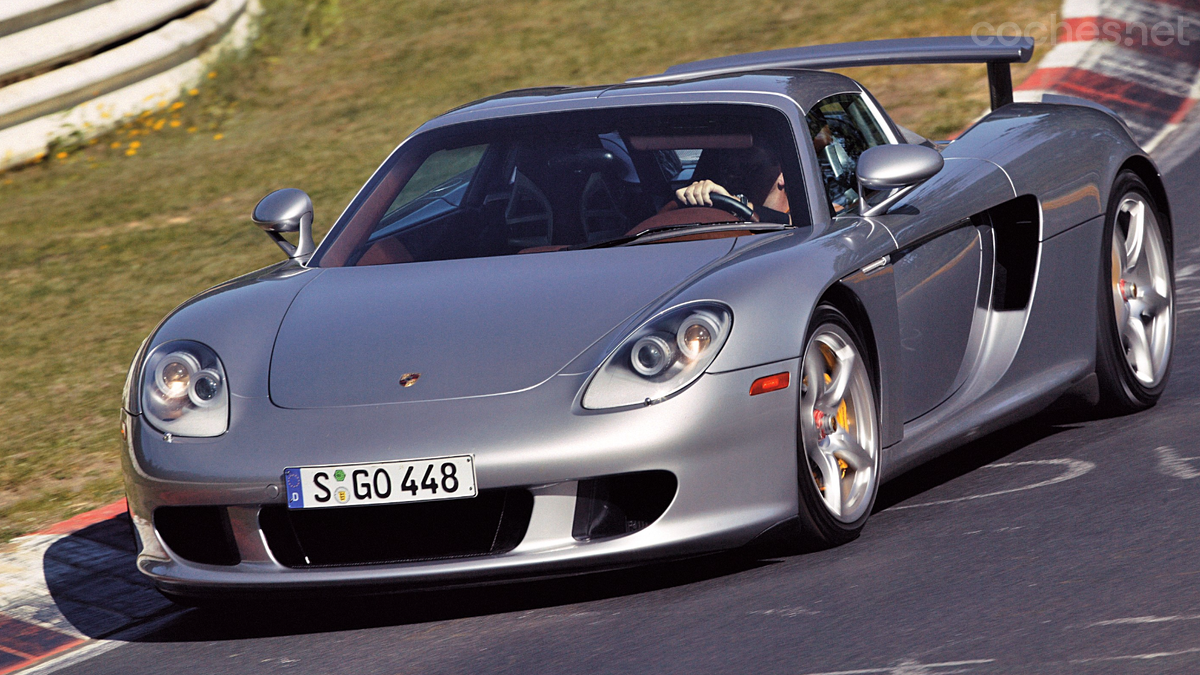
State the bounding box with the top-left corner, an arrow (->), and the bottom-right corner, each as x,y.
627,36 -> 1035,111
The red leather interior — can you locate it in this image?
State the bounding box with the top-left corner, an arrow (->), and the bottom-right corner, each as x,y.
625,202 -> 740,237
518,245 -> 571,254
356,238 -> 414,266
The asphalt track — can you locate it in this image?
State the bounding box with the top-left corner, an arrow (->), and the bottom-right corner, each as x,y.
56,147 -> 1200,675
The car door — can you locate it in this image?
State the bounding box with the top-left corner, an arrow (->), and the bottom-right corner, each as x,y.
807,93 -> 983,423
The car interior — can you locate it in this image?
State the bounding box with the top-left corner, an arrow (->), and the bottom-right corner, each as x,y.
317,110 -> 808,267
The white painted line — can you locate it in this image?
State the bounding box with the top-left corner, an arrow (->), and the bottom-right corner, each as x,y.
1071,646 -> 1200,664
748,606 -> 820,617
798,658 -> 995,675
1091,613 -> 1200,627
1153,446 -> 1200,480
1036,41 -> 1094,71
892,459 -> 1095,510
1061,0 -> 1101,19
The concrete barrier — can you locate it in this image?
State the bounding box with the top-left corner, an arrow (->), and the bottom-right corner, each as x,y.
0,0 -> 109,38
0,0 -> 257,170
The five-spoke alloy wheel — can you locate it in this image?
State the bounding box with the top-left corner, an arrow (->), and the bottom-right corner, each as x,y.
794,305 -> 880,546
1097,171 -> 1174,412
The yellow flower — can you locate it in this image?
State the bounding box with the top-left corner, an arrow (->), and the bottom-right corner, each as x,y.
153,119 -> 165,131
208,71 -> 217,79
188,88 -> 199,96
110,142 -> 121,149
140,110 -> 152,118
213,133 -> 224,140
55,151 -> 68,159
187,126 -> 198,133
125,148 -> 137,156
170,120 -> 181,128
170,101 -> 185,111
129,141 -> 141,149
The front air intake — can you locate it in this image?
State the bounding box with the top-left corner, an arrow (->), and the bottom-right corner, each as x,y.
155,506 -> 240,566
259,488 -> 533,568
572,471 -> 677,541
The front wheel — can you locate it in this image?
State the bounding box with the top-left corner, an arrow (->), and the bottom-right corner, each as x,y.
1095,171 -> 1175,413
792,305 -> 880,548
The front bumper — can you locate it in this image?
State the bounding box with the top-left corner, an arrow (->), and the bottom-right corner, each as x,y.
122,361 -> 801,594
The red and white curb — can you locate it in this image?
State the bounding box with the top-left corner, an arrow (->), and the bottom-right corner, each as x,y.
1014,0 -> 1200,151
0,500 -> 184,674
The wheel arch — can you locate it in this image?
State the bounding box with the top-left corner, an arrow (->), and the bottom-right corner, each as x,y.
1119,155 -> 1173,252
815,277 -> 903,450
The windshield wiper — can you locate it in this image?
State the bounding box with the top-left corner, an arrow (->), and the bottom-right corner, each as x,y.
580,221 -> 791,249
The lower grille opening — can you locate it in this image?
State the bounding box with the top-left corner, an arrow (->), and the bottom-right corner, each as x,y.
155,506 -> 240,566
572,471 -> 677,541
259,489 -> 534,568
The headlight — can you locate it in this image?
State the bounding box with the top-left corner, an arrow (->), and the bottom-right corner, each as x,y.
140,340 -> 229,437
582,303 -> 732,410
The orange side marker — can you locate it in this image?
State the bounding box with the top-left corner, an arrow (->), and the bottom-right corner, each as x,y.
749,372 -> 790,396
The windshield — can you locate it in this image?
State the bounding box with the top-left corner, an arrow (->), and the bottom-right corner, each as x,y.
313,105 -> 806,267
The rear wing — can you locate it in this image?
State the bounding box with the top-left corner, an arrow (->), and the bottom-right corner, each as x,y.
627,36 -> 1034,111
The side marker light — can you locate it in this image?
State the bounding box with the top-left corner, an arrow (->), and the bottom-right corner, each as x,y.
750,372 -> 790,396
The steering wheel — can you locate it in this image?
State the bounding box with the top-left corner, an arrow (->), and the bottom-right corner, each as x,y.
707,193 -> 755,221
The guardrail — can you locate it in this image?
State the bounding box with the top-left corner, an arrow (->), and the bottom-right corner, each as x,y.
0,0 -> 257,170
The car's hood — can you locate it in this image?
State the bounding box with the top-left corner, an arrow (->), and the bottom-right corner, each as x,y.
269,240 -> 734,408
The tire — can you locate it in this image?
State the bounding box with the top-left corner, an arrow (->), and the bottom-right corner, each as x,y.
791,304 -> 881,548
1095,171 -> 1175,414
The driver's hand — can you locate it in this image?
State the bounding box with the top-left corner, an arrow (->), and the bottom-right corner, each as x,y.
813,125 -> 834,152
676,180 -> 732,207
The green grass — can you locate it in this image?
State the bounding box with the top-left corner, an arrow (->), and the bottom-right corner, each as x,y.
0,0 -> 1057,540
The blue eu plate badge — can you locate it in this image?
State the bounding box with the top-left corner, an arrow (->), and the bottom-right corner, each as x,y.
285,468 -> 303,508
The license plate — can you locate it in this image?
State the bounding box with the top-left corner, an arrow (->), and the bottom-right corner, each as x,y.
284,455 -> 476,509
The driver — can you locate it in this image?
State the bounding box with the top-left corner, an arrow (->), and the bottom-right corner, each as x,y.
674,127 -> 837,222
674,145 -> 790,223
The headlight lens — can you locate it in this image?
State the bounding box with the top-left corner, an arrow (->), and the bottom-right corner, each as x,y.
582,303 -> 731,410
141,340 -> 229,437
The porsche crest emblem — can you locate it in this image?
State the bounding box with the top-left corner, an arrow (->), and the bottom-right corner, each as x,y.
399,372 -> 421,388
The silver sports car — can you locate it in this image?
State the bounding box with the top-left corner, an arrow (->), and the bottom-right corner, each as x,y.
121,36 -> 1176,601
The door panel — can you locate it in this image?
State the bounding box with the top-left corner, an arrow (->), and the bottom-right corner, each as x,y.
892,225 -> 984,421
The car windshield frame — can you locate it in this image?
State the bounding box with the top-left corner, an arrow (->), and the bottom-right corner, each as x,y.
310,104 -> 809,268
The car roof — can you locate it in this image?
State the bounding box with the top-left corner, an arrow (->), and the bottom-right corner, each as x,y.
424,69 -> 866,131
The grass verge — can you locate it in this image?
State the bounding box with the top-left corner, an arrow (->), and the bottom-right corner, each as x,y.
0,0 -> 1057,539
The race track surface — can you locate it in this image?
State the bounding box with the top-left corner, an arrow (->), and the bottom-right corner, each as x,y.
56,148 -> 1200,675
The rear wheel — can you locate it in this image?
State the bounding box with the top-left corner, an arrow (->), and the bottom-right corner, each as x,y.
1095,172 -> 1174,413
793,305 -> 880,548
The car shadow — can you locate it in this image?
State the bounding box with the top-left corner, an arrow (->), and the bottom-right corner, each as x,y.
142,552 -> 773,642
873,414 -> 1080,512
44,414 -> 1080,643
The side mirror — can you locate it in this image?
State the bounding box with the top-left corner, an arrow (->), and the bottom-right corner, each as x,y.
252,188 -> 315,259
857,144 -> 944,215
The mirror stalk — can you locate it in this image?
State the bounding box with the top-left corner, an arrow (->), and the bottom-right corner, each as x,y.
252,189 -> 316,260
